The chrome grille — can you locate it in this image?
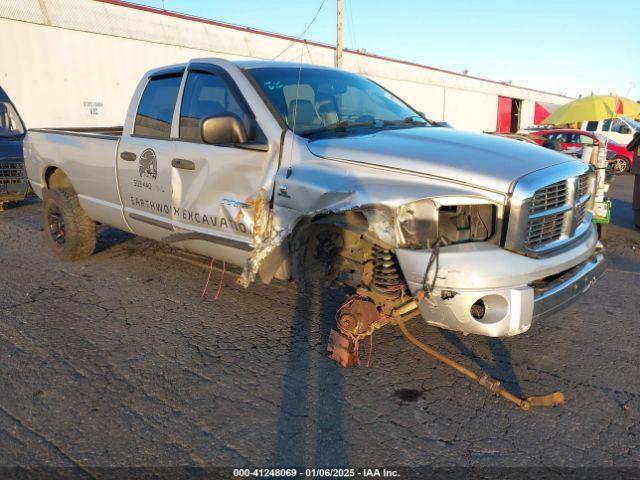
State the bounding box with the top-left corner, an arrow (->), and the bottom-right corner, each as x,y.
575,203 -> 587,225
577,173 -> 588,198
505,164 -> 593,256
522,172 -> 592,254
529,180 -> 567,214
0,161 -> 26,185
526,212 -> 564,248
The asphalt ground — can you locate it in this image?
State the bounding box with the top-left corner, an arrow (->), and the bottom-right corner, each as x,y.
0,175 -> 638,475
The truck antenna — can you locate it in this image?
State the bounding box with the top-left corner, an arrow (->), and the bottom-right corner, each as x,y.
287,34 -> 305,176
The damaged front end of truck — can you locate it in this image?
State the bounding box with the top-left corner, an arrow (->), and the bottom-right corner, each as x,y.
238,160 -> 510,347
235,131 -> 603,410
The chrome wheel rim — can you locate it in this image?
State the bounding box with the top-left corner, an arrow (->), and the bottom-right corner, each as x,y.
613,158 -> 628,174
47,207 -> 66,245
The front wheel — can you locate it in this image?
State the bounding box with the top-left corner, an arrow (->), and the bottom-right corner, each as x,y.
612,156 -> 630,175
42,188 -> 96,261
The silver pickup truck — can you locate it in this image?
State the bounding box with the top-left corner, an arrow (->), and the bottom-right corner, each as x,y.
24,58 -> 604,345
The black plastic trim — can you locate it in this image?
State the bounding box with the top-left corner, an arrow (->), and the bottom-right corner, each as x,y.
128,212 -> 172,230
163,231 -> 252,251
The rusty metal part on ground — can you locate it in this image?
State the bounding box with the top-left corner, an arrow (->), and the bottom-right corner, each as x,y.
396,317 -> 565,411
328,287 -> 564,410
327,329 -> 360,368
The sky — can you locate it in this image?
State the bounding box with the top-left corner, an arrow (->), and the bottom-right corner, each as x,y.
133,0 -> 639,99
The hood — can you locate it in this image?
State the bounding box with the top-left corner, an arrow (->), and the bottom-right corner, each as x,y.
0,138 -> 24,160
306,127 -> 576,193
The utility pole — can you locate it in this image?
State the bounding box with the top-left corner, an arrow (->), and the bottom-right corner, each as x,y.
336,0 -> 343,68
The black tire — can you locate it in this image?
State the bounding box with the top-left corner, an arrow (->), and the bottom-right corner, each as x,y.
42,188 -> 96,261
612,156 -> 630,175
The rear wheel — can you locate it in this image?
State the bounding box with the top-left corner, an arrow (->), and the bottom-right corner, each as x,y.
612,156 -> 630,175
42,188 -> 96,261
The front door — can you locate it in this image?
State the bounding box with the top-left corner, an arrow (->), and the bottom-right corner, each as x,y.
601,118 -> 634,145
117,71 -> 183,240
168,63 -> 273,264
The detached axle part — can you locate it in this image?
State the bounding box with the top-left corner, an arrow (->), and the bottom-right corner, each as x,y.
396,318 -> 565,411
328,292 -> 565,411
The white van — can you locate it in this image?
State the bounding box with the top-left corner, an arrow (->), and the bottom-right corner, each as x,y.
581,116 -> 639,145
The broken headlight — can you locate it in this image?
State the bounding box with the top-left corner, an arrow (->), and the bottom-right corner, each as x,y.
397,199 -> 497,248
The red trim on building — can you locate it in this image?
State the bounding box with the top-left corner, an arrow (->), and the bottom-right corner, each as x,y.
94,0 -> 571,99
496,96 -> 512,133
533,101 -> 561,125
534,102 -> 550,125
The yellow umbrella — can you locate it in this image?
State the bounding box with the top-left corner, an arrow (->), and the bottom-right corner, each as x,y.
541,95 -> 640,125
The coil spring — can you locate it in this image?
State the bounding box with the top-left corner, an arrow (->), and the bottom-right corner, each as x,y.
371,245 -> 403,298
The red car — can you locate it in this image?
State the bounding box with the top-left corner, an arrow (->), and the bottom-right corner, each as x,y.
530,128 -> 633,175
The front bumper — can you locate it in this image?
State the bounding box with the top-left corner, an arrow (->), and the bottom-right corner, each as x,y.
532,251 -> 605,320
0,160 -> 29,202
396,225 -> 605,337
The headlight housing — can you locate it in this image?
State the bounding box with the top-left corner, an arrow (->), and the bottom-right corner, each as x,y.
397,198 -> 497,248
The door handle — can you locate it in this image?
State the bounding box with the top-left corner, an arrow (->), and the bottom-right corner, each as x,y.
120,151 -> 136,161
171,158 -> 196,170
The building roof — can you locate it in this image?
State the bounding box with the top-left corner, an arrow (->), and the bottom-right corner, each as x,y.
234,60 -> 334,70
96,0 -> 571,99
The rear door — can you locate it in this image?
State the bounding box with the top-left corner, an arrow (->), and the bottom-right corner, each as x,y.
167,63 -> 272,263
116,69 -> 183,240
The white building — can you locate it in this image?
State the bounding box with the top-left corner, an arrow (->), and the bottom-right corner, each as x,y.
0,0 -> 571,130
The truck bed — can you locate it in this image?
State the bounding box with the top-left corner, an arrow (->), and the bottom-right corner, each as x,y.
24,127 -> 125,227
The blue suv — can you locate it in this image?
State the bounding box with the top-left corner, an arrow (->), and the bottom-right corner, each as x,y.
0,86 -> 29,208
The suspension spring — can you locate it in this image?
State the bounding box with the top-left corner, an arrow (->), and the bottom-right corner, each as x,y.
371,245 -> 403,298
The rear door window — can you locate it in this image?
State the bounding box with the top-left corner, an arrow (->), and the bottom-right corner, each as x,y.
585,121 -> 598,132
134,74 -> 183,139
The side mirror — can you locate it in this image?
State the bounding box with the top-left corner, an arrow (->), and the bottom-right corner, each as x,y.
201,115 -> 248,145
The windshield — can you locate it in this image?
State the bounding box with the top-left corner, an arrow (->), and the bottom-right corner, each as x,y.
622,116 -> 640,131
0,102 -> 25,137
246,67 -> 428,136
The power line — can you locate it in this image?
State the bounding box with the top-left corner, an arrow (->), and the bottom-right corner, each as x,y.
345,0 -> 361,71
336,0 -> 342,67
272,0 -> 328,60
346,0 -> 357,49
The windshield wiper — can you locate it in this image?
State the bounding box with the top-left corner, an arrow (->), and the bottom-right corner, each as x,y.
301,120 -> 378,137
382,115 -> 429,127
